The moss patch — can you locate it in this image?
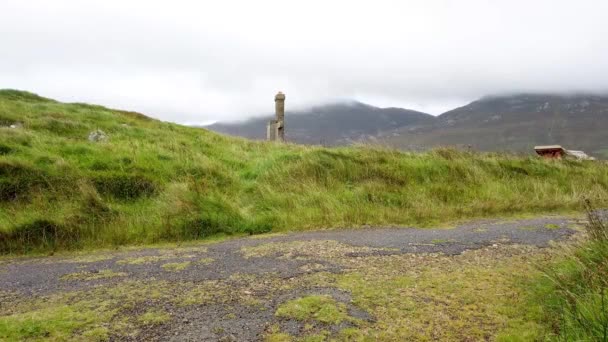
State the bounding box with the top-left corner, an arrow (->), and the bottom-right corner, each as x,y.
265,332 -> 293,342
331,246 -> 550,341
275,295 -> 350,325
197,257 -> 214,265
137,308 -> 171,325
162,261 -> 191,272
0,302 -> 115,341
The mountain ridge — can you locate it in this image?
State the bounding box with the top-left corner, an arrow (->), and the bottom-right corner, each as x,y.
207,101 -> 436,145
206,93 -> 608,158
383,93 -> 608,157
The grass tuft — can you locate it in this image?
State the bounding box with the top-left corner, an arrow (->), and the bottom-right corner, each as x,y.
275,295 -> 350,325
137,309 -> 171,325
0,160 -> 53,202
91,173 -> 157,200
162,261 -> 191,272
0,219 -> 71,253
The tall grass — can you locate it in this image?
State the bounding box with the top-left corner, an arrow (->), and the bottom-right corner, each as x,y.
531,200 -> 608,340
1,89 -> 608,254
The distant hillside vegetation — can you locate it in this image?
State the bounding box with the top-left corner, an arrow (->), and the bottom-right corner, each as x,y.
207,101 -> 436,145
1,89 -> 607,254
382,93 -> 608,158
208,94 -> 608,159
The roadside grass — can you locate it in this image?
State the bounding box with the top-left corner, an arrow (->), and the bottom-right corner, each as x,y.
507,202 -> 608,341
1,89 -> 608,254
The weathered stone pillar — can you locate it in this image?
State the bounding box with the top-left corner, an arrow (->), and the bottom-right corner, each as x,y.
266,120 -> 277,140
275,91 -> 285,142
267,91 -> 286,142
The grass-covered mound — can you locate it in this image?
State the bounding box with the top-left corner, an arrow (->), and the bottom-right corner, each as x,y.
1,89 -> 607,253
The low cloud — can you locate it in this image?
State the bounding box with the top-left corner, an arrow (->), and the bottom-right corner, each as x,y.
1,0 -> 607,123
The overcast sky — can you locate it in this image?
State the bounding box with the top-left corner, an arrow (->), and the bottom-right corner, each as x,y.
1,1 -> 608,124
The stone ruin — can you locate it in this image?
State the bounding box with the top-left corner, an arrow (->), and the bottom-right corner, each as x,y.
267,92 -> 286,142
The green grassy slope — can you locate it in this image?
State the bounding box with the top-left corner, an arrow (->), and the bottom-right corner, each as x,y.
1,90 -> 608,253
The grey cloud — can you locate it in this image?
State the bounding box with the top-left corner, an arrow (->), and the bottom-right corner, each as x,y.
1,0 -> 607,123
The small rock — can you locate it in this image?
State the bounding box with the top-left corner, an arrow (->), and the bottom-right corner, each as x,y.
492,244 -> 498,248
182,318 -> 190,324
9,122 -> 22,129
88,129 -> 108,142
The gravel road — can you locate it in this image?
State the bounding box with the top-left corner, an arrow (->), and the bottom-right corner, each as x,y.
0,215 -> 583,341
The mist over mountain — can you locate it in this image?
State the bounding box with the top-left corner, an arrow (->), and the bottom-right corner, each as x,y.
206,102 -> 435,145
206,93 -> 608,158
383,93 -> 608,158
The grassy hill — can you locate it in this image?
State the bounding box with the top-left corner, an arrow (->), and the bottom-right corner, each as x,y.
1,89 -> 608,254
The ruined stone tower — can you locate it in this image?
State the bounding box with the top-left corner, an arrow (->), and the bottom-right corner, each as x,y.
267,91 -> 285,142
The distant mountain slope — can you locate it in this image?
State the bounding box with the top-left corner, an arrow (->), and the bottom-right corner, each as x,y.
383,94 -> 608,158
206,102 -> 436,145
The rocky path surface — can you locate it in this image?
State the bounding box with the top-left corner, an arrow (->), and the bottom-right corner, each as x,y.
0,216 -> 583,341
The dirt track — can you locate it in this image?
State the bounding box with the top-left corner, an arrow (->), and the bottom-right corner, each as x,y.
0,216 -> 583,341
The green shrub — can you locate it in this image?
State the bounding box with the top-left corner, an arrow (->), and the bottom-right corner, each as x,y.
91,173 -> 157,200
